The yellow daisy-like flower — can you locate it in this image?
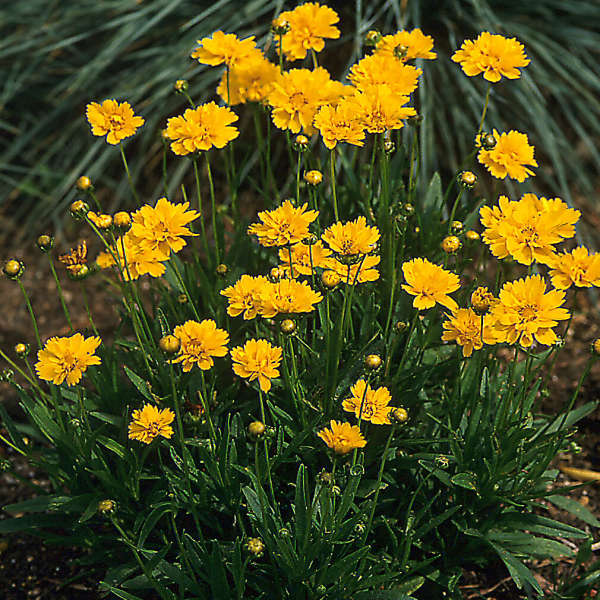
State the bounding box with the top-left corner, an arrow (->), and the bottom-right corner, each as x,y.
190,31 -> 260,68
322,216 -> 380,256
258,278 -> 323,318
313,101 -> 365,149
480,193 -> 580,265
268,67 -> 348,134
86,99 -> 144,145
275,2 -> 340,61
342,379 -> 392,425
375,28 -> 437,61
317,420 -> 367,455
547,247 -> 600,290
442,308 -> 496,357
172,320 -> 230,372
489,275 -> 570,347
35,333 -> 101,386
128,404 -> 175,445
165,102 -> 239,155
220,274 -> 271,319
348,54 -> 421,96
278,240 -> 332,276
477,129 -> 537,182
348,84 -> 416,134
329,254 -> 380,284
248,200 -> 318,247
130,198 -> 198,260
230,339 -> 283,392
216,54 -> 280,105
401,258 -> 460,311
452,32 -> 529,83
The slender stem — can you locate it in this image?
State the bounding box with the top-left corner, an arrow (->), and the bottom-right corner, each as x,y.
310,49 -> 318,69
447,188 -> 465,233
18,280 -> 41,348
296,151 -> 302,206
47,255 -> 73,330
330,150 -> 339,221
205,152 -> 221,265
81,282 -> 100,338
119,144 -> 139,203
477,82 -> 492,135
170,256 -> 201,321
192,158 -> 211,265
199,371 -> 218,449
258,388 -> 278,508
397,312 -> 419,374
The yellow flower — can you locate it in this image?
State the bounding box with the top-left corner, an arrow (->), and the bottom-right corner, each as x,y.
216,54 -> 280,105
275,2 -> 340,61
375,28 -> 437,61
248,200 -> 318,247
442,308 -> 496,357
489,275 -> 570,347
322,216 -> 380,255
190,31 -> 259,68
348,84 -> 416,134
86,99 -> 144,145
342,379 -> 392,425
130,198 -> 198,260
258,278 -> 323,318
230,339 -> 283,392
480,193 -> 580,265
58,241 -> 88,277
452,32 -> 529,82
477,130 -> 537,182
278,240 -> 332,276
268,67 -> 348,134
348,54 -> 421,96
317,420 -> 367,455
220,274 -> 271,319
35,333 -> 101,386
172,320 -> 230,372
128,404 -> 175,444
471,286 -> 497,315
165,102 -> 239,155
313,101 -> 365,149
548,247 -> 600,290
401,258 -> 460,311
329,254 -> 380,284
304,169 -> 323,185
87,211 -> 113,230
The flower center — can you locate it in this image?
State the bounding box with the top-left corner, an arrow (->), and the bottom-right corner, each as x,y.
108,115 -> 125,129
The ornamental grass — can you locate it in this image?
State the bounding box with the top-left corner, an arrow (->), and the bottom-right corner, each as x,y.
2,4 -> 600,599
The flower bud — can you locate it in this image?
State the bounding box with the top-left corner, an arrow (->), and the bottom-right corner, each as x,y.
458,170 -> 477,188
477,132 -> 496,150
70,200 -> 89,219
403,203 -> 414,216
246,537 -> 265,557
434,455 -> 449,469
271,16 -> 290,35
302,234 -> 318,246
76,176 -> 92,191
441,235 -> 461,254
293,134 -> 309,152
1,368 -> 14,382
14,343 -> 30,357
174,79 -> 188,92
269,266 -> 284,282
159,334 -> 181,354
280,319 -> 296,335
98,499 -> 116,515
337,253 -> 363,266
67,264 -> 90,281
113,211 -> 132,232
279,527 -> 291,538
383,140 -> 395,154
215,263 -> 228,277
395,321 -> 408,333
364,30 -> 382,46
3,259 -> 24,280
304,170 -> 323,186
321,269 -> 341,289
465,230 -> 480,241
177,293 -> 188,304
471,286 -> 494,316
88,211 -> 113,230
36,234 -> 54,253
451,220 -> 463,234
318,470 -> 334,486
365,354 -> 382,370
394,44 -> 409,60
389,406 -> 409,424
592,339 -> 600,356
248,421 -> 266,439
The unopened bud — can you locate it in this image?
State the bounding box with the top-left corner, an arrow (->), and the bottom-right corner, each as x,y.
365,354 -> 382,370
304,170 -> 323,186
3,259 -> 24,279
113,211 -> 132,232
441,235 -> 461,254
174,79 -> 188,92
321,269 -> 341,289
293,134 -> 309,152
159,335 -> 181,354
271,16 -> 290,36
215,263 -> 228,277
389,406 -> 409,424
248,421 -> 266,438
246,537 -> 265,557
458,171 -> 477,188
76,176 -> 92,191
451,220 -> 463,234
394,44 -> 409,60
14,343 -> 30,357
364,30 -> 382,46
98,499 -> 116,515
384,140 -> 395,154
70,200 -> 89,219
280,319 -> 296,335
36,234 -> 54,252
465,230 -> 480,241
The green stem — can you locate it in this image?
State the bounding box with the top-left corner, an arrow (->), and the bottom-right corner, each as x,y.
192,157 -> 211,265
81,283 -> 100,338
477,82 -> 492,135
258,388 -> 278,508
330,150 -> 339,221
199,371 -> 218,449
205,152 -> 221,265
119,144 -> 139,204
18,280 -> 41,348
47,255 -> 73,330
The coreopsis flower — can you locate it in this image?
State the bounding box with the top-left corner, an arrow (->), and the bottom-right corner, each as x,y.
471,286 -> 496,315
547,247 -> 600,290
216,54 -> 280,105
322,216 -> 380,256
480,193 -> 580,265
442,308 -> 496,357
313,101 -> 365,149
489,275 -> 570,347
477,130 -> 537,182
268,67 -> 348,134
35,333 -> 101,386
230,339 -> 283,392
278,240 -> 332,276
275,3 -> 340,61
96,233 -> 166,280
258,278 -> 323,317
375,28 -> 437,61
401,258 -> 460,311
452,32 -> 529,82
128,404 -> 175,444
348,54 -> 421,96
87,211 -> 112,230
172,319 -> 229,372
165,103 -> 239,155
220,274 -> 271,319
190,31 -> 259,67
130,198 -> 198,260
318,420 -> 367,455
59,241 -> 88,277
86,99 -> 144,145
342,379 -> 392,425
329,254 -> 380,284
348,84 -> 416,133
248,200 -> 318,247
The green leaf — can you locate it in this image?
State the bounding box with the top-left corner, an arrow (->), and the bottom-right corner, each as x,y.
97,585 -> 146,600
124,366 -> 154,401
450,472 -> 478,491
547,495 -> 600,527
138,502 -> 176,548
294,464 -> 309,546
488,541 -> 543,596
